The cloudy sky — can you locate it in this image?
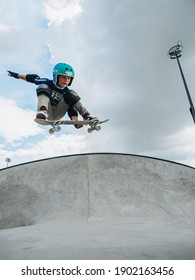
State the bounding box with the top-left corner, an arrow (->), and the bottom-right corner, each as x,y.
1,0 -> 195,168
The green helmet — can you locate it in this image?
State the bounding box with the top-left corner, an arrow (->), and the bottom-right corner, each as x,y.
53,63 -> 75,86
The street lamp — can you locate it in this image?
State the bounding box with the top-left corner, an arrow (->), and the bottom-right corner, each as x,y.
5,158 -> 11,168
168,41 -> 195,124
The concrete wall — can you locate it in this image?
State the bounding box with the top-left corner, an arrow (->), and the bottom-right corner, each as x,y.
0,153 -> 195,230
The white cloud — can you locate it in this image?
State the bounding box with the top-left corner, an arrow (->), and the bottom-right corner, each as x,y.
0,134 -> 89,169
143,126 -> 195,167
0,23 -> 14,32
0,97 -> 43,143
43,0 -> 82,26
16,134 -> 88,158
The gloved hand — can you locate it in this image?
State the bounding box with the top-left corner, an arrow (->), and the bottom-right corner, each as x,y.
7,70 -> 19,79
71,116 -> 83,129
74,124 -> 83,129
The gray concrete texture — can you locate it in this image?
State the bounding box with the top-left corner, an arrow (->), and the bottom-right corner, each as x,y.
0,153 -> 195,259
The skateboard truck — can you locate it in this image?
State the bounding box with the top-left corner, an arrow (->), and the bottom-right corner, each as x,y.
49,124 -> 61,134
87,120 -> 101,133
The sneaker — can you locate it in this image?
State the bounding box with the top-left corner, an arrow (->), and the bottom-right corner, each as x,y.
83,112 -> 99,121
36,107 -> 48,120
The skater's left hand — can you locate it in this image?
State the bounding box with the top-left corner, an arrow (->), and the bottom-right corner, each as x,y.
7,70 -> 19,79
74,124 -> 83,129
71,116 -> 83,129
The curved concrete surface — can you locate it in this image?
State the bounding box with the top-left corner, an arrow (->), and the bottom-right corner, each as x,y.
0,153 -> 195,259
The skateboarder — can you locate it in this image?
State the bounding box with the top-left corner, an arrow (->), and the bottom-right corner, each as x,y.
7,63 -> 98,128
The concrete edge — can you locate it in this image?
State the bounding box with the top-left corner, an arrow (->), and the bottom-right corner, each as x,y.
1,152 -> 195,171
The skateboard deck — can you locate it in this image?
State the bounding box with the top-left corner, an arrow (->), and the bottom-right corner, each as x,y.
34,118 -> 109,134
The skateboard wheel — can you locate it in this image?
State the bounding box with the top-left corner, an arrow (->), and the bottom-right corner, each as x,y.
87,127 -> 93,133
56,126 -> 61,132
96,125 -> 101,131
49,128 -> 55,134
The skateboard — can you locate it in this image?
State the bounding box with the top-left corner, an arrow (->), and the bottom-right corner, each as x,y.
34,118 -> 109,134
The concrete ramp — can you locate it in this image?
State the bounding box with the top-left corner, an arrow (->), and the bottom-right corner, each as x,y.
0,153 -> 195,259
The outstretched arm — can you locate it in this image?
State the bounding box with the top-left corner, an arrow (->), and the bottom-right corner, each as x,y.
7,70 -> 40,83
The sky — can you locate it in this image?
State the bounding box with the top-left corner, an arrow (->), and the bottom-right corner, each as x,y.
1,0 -> 195,168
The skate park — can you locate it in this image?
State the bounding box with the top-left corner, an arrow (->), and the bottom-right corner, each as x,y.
0,152 -> 195,260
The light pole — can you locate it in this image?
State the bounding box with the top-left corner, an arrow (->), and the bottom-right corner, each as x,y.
168,41 -> 195,124
5,158 -> 11,168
